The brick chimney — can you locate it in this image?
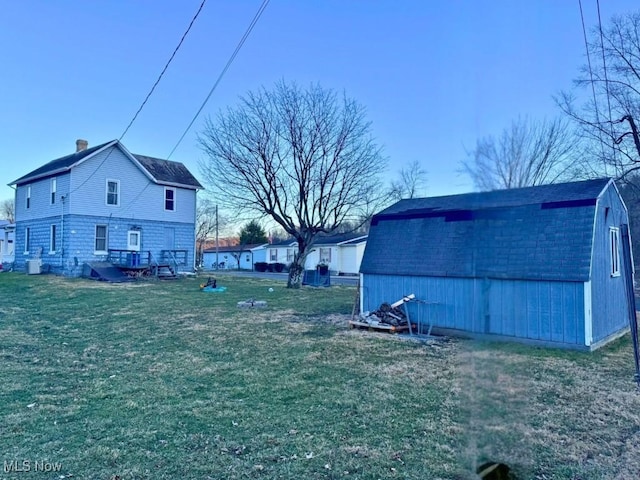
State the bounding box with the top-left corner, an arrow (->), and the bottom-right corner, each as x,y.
76,139 -> 88,152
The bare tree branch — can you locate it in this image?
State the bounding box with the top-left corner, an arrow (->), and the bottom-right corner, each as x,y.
0,198 -> 15,223
198,81 -> 388,288
461,116 -> 577,191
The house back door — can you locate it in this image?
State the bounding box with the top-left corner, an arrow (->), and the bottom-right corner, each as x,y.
164,227 -> 175,250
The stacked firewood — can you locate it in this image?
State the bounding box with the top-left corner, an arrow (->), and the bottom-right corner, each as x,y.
360,302 -> 408,327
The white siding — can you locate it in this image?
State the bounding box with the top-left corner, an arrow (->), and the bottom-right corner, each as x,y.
69,146 -> 196,223
15,173 -> 71,222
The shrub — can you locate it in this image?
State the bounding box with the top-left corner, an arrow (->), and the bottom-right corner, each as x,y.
273,262 -> 285,272
254,262 -> 268,272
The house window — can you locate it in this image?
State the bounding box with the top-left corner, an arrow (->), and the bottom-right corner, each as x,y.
26,185 -> 31,209
50,225 -> 57,253
24,227 -> 30,253
610,227 -> 620,277
164,187 -> 176,211
95,225 -> 108,253
270,249 -> 277,262
106,179 -> 119,206
51,178 -> 57,205
319,247 -> 331,264
286,248 -> 294,263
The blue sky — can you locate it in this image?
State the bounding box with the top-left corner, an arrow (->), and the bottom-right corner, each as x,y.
1,0 -> 638,204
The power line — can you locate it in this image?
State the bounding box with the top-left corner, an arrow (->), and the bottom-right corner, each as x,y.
167,0 -> 270,159
120,0 -> 208,141
578,0 -> 608,174
67,1 -> 208,197
596,0 -> 619,168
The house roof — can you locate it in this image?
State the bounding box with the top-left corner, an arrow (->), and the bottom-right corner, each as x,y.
10,140 -> 115,185
361,178 -> 614,282
203,243 -> 267,253
268,233 -> 367,248
9,140 -> 202,189
134,154 -> 203,189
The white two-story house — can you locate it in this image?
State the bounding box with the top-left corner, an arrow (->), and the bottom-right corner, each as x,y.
9,139 -> 202,276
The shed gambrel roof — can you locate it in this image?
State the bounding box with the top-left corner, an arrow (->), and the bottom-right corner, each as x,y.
361,178 -> 614,282
9,140 -> 202,189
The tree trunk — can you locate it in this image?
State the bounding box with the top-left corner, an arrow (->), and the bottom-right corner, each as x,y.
287,248 -> 307,288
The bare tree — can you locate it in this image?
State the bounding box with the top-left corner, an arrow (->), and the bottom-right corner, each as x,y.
462,116 -> 576,191
198,81 -> 387,288
195,197 -> 229,268
0,198 -> 15,223
389,160 -> 428,200
557,10 -> 640,177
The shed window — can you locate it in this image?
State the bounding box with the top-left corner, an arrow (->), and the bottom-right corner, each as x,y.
106,179 -> 119,206
286,248 -> 294,262
51,178 -> 57,205
319,247 -> 331,263
164,187 -> 176,211
270,249 -> 277,262
95,225 -> 108,253
610,227 -> 620,277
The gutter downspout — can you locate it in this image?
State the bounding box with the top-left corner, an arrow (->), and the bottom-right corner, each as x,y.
60,195 -> 65,269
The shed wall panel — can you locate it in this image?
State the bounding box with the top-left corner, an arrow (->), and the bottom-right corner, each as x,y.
362,274 -> 586,347
590,186 -> 631,343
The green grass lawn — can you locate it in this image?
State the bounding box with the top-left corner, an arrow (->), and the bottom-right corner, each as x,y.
1,273 -> 640,479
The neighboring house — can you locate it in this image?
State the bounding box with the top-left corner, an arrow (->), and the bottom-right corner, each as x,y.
202,243 -> 268,270
360,178 -> 634,351
265,233 -> 368,275
9,139 -> 202,276
0,220 -> 15,266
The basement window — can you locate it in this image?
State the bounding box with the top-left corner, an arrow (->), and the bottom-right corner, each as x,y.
95,225 -> 108,254
50,224 -> 57,253
610,227 -> 620,277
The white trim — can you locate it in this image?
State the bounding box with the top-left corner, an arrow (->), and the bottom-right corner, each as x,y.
359,274 -> 364,314
337,235 -> 368,246
105,178 -> 120,206
610,226 -> 621,277
584,280 -> 592,347
164,186 -> 176,211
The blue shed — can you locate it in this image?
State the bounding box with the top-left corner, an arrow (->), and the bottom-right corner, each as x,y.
360,178 -> 635,350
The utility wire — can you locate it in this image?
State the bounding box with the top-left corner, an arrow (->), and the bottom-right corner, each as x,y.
67,1 -> 207,197
121,0 -> 208,141
596,0 -> 619,168
167,0 -> 270,159
578,0 -> 607,174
